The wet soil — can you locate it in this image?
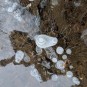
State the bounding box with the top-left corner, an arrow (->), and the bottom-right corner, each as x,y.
0,0 -> 87,87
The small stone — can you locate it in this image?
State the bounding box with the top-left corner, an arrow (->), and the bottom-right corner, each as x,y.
51,0 -> 58,6
74,1 -> 81,7
51,74 -> 58,81
56,46 -> 64,55
26,3 -> 32,9
42,61 -> 50,69
66,48 -> 72,55
62,55 -> 67,60
69,65 -> 73,69
29,0 -> 34,1
55,60 -> 65,70
66,71 -> 73,78
52,58 -> 58,63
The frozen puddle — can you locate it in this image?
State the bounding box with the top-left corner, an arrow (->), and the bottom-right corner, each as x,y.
0,63 -> 75,87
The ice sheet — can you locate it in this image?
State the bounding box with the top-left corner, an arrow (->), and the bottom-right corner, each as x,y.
0,63 -> 75,87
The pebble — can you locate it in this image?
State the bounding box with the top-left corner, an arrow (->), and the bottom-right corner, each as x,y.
56,46 -> 64,55
66,71 -> 73,78
55,60 -> 65,70
23,53 -> 30,63
69,65 -> 74,69
66,48 -> 72,55
15,50 -> 24,63
62,54 -> 67,60
52,58 -> 58,63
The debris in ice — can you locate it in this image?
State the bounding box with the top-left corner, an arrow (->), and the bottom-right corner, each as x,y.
34,34 -> 58,48
51,58 -> 58,63
36,46 -> 42,55
74,1 -> 81,7
51,0 -> 58,6
66,48 -> 72,55
0,32 -> 15,60
26,3 -> 32,9
41,61 -> 51,69
72,77 -> 80,85
55,60 -> 65,70
15,50 -> 24,63
56,46 -> 64,55
51,74 -> 58,81
62,54 -> 67,60
66,71 -> 73,78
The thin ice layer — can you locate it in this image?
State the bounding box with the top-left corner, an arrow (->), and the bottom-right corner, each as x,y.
0,32 -> 15,60
0,0 -> 40,39
0,63 -> 75,87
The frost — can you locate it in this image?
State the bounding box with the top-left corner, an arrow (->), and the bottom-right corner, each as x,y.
15,50 -> 24,63
23,52 -> 30,63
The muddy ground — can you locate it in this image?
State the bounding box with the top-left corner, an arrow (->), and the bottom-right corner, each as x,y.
0,0 -> 87,87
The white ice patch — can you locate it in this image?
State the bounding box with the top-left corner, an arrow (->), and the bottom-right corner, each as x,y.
0,32 -> 15,60
0,0 -> 40,60
0,63 -> 75,87
0,0 -> 40,39
51,0 -> 58,6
